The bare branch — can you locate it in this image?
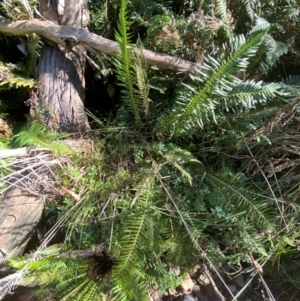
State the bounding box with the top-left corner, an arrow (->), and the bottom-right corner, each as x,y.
0,16 -> 198,73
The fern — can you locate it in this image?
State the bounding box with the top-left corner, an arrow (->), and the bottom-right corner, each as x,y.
154,142 -> 200,185
112,268 -> 148,301
264,34 -> 289,66
0,62 -> 35,90
248,34 -> 290,74
8,248 -> 109,301
215,0 -> 227,23
14,121 -> 73,155
26,33 -> 42,77
114,209 -> 147,273
203,169 -> 274,227
159,21 -> 270,136
114,0 -> 143,125
216,80 -> 282,111
240,0 -> 257,21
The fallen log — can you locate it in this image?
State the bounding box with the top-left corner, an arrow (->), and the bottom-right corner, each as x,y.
0,16 -> 198,73
0,187 -> 44,263
0,148 -> 66,265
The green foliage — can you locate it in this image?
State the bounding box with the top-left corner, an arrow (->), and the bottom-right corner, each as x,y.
0,0 -> 38,20
0,33 -> 40,119
9,255 -> 106,301
26,34 -> 42,77
2,0 -> 300,300
14,121 -> 73,155
113,0 -> 149,125
159,21 -> 273,136
0,62 -> 35,90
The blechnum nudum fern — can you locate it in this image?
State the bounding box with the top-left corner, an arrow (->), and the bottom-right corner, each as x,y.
14,121 -> 73,155
114,0 -> 149,125
158,19 -> 285,137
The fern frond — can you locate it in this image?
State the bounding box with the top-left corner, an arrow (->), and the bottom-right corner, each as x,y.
203,169 -> 274,227
26,33 -> 42,77
217,80 -> 282,111
248,34 -> 290,75
283,75 -> 300,86
160,22 -> 269,136
114,0 -> 143,124
155,143 -> 200,185
130,171 -> 155,208
240,0 -> 257,20
281,75 -> 300,97
0,62 -> 35,90
9,248 -> 109,301
112,269 -> 148,301
14,121 -> 73,155
215,0 -> 227,23
115,211 -> 146,273
264,34 -> 289,66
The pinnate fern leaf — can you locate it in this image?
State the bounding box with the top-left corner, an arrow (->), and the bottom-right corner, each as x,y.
114,0 -> 143,124
115,211 -> 146,273
112,269 -> 148,301
15,121 -> 73,155
160,21 -> 270,136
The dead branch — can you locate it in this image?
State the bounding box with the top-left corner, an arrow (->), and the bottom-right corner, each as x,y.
0,16 -> 198,73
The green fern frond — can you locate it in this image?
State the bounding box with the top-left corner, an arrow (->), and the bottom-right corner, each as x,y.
217,80 -> 282,111
248,34 -> 290,75
115,211 -> 146,273
130,172 -> 155,208
60,278 -> 103,301
215,0 -> 227,23
0,76 -> 35,89
114,0 -> 143,124
155,143 -> 200,185
240,0 -> 257,20
0,62 -> 35,90
26,33 -> 42,77
264,34 -> 289,65
283,75 -> 300,86
160,22 -> 269,136
112,268 -> 148,301
9,249 -> 108,301
281,75 -> 300,96
203,169 -> 274,227
14,121 -> 73,155
15,257 -> 87,287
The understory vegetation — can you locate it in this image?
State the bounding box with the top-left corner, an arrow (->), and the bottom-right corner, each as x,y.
1,0 -> 300,300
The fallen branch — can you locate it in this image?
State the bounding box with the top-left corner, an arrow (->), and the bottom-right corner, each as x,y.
0,148 -> 29,159
203,266 -> 226,301
0,16 -> 198,73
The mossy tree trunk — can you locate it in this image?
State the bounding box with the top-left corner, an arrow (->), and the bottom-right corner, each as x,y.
36,0 -> 90,131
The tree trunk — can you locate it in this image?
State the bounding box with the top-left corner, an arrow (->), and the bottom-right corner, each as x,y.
36,0 -> 90,132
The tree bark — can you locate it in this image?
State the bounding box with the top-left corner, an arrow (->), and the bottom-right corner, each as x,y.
36,0 -> 90,131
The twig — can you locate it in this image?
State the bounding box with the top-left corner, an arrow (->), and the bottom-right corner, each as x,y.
204,265 -> 226,301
